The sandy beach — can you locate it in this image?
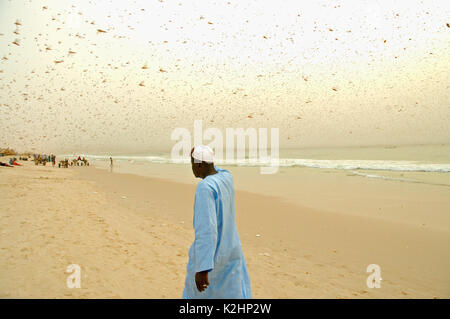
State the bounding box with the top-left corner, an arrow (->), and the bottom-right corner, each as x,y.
2,0 -> 450,303
1,160 -> 449,298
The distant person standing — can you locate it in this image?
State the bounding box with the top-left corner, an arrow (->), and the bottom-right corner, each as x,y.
183,145 -> 252,299
110,157 -> 113,172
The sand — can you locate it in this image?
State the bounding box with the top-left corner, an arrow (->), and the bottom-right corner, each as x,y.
0,160 -> 449,298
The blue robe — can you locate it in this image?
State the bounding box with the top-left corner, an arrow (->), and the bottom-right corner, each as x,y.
182,166 -> 252,299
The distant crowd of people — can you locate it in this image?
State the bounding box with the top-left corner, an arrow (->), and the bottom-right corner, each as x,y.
0,154 -> 90,168
0,156 -> 22,167
0,155 -> 30,167
59,156 -> 90,168
34,154 -> 56,166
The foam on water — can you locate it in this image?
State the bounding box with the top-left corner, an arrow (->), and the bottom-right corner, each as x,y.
66,154 -> 450,173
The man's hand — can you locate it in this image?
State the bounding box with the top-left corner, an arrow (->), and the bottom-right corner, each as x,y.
195,270 -> 210,292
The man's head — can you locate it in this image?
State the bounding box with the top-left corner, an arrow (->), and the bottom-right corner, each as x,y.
190,145 -> 215,179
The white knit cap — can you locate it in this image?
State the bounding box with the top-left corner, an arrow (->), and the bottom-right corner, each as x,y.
192,145 -> 214,163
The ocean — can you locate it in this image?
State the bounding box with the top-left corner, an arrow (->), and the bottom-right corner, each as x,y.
64,144 -> 450,173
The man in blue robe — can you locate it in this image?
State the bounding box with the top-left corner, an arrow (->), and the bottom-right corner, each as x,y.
182,145 -> 252,299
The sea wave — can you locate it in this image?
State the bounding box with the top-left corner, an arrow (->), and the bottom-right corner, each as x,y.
63,154 -> 450,173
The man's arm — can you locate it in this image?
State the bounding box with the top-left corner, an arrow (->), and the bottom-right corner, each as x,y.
193,183 -> 218,291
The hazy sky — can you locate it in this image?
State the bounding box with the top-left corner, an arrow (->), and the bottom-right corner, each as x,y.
0,0 -> 449,154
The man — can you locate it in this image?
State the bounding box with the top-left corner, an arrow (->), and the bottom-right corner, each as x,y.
183,145 -> 252,299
